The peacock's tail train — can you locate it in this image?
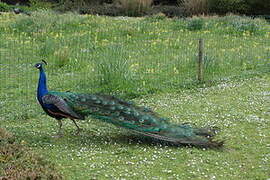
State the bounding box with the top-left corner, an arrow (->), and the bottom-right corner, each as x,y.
44,92 -> 223,148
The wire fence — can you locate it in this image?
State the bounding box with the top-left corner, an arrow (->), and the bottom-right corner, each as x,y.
0,13 -> 269,119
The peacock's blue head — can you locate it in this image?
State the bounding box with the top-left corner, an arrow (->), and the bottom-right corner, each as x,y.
34,60 -> 47,70
34,63 -> 43,69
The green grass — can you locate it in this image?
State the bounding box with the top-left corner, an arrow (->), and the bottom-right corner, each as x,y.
1,75 -> 269,179
0,11 -> 269,97
0,11 -> 270,179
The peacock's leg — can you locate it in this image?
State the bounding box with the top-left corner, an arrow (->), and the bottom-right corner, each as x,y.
53,120 -> 63,138
71,119 -> 82,135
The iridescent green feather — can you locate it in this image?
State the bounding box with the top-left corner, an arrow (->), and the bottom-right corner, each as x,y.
47,91 -> 223,148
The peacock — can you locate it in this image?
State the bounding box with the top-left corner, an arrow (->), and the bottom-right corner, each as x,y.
35,61 -> 223,148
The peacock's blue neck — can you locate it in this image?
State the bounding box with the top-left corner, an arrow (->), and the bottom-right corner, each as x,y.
37,68 -> 48,102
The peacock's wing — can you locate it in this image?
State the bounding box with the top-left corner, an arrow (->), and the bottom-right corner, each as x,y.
42,92 -> 167,132
42,93 -> 84,119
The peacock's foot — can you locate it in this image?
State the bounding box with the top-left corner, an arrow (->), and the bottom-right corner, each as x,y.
74,128 -> 83,136
53,120 -> 63,138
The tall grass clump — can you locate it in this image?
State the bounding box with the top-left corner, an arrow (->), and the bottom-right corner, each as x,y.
186,17 -> 205,31
116,0 -> 153,16
145,12 -> 167,22
202,54 -> 223,80
38,38 -> 71,68
54,0 -> 103,12
93,46 -> 138,96
179,0 -> 208,15
52,46 -> 71,68
220,15 -> 269,35
29,0 -> 53,10
10,10 -> 86,35
229,17 -> 265,35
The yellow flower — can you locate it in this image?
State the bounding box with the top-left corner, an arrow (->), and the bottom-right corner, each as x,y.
173,67 -> 179,74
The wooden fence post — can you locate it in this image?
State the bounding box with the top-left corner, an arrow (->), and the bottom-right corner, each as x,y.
198,38 -> 204,82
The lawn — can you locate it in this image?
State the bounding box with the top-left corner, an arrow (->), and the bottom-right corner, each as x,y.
0,11 -> 269,97
0,11 -> 269,179
1,75 -> 269,179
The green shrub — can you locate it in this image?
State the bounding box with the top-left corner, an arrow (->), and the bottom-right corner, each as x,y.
0,2 -> 12,12
186,18 -> 204,31
245,0 -> 270,15
10,10 -> 86,34
74,4 -> 124,16
231,19 -> 259,34
145,12 -> 167,22
116,0 -> 153,16
208,0 -> 248,14
29,0 -> 53,10
179,0 -> 208,15
54,0 -> 84,12
152,5 -> 185,17
55,0 -> 105,12
221,15 -> 268,35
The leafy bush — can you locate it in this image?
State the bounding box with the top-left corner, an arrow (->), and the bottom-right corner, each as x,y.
29,0 -> 53,10
54,0 -> 85,12
179,0 -> 208,15
145,12 -> 167,22
55,0 -> 108,12
152,5 -> 185,17
0,2 -> 12,12
208,0 -> 248,14
245,0 -> 270,15
10,10 -> 86,34
116,0 -> 153,16
231,19 -> 259,34
75,4 -> 123,16
186,18 -> 204,31
222,15 -> 268,35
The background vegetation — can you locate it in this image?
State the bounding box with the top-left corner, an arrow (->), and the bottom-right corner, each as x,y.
0,1 -> 270,179
0,6 -> 269,180
0,11 -> 269,97
1,0 -> 270,16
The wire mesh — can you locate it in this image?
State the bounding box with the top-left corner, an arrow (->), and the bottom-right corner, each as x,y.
0,12 -> 269,120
